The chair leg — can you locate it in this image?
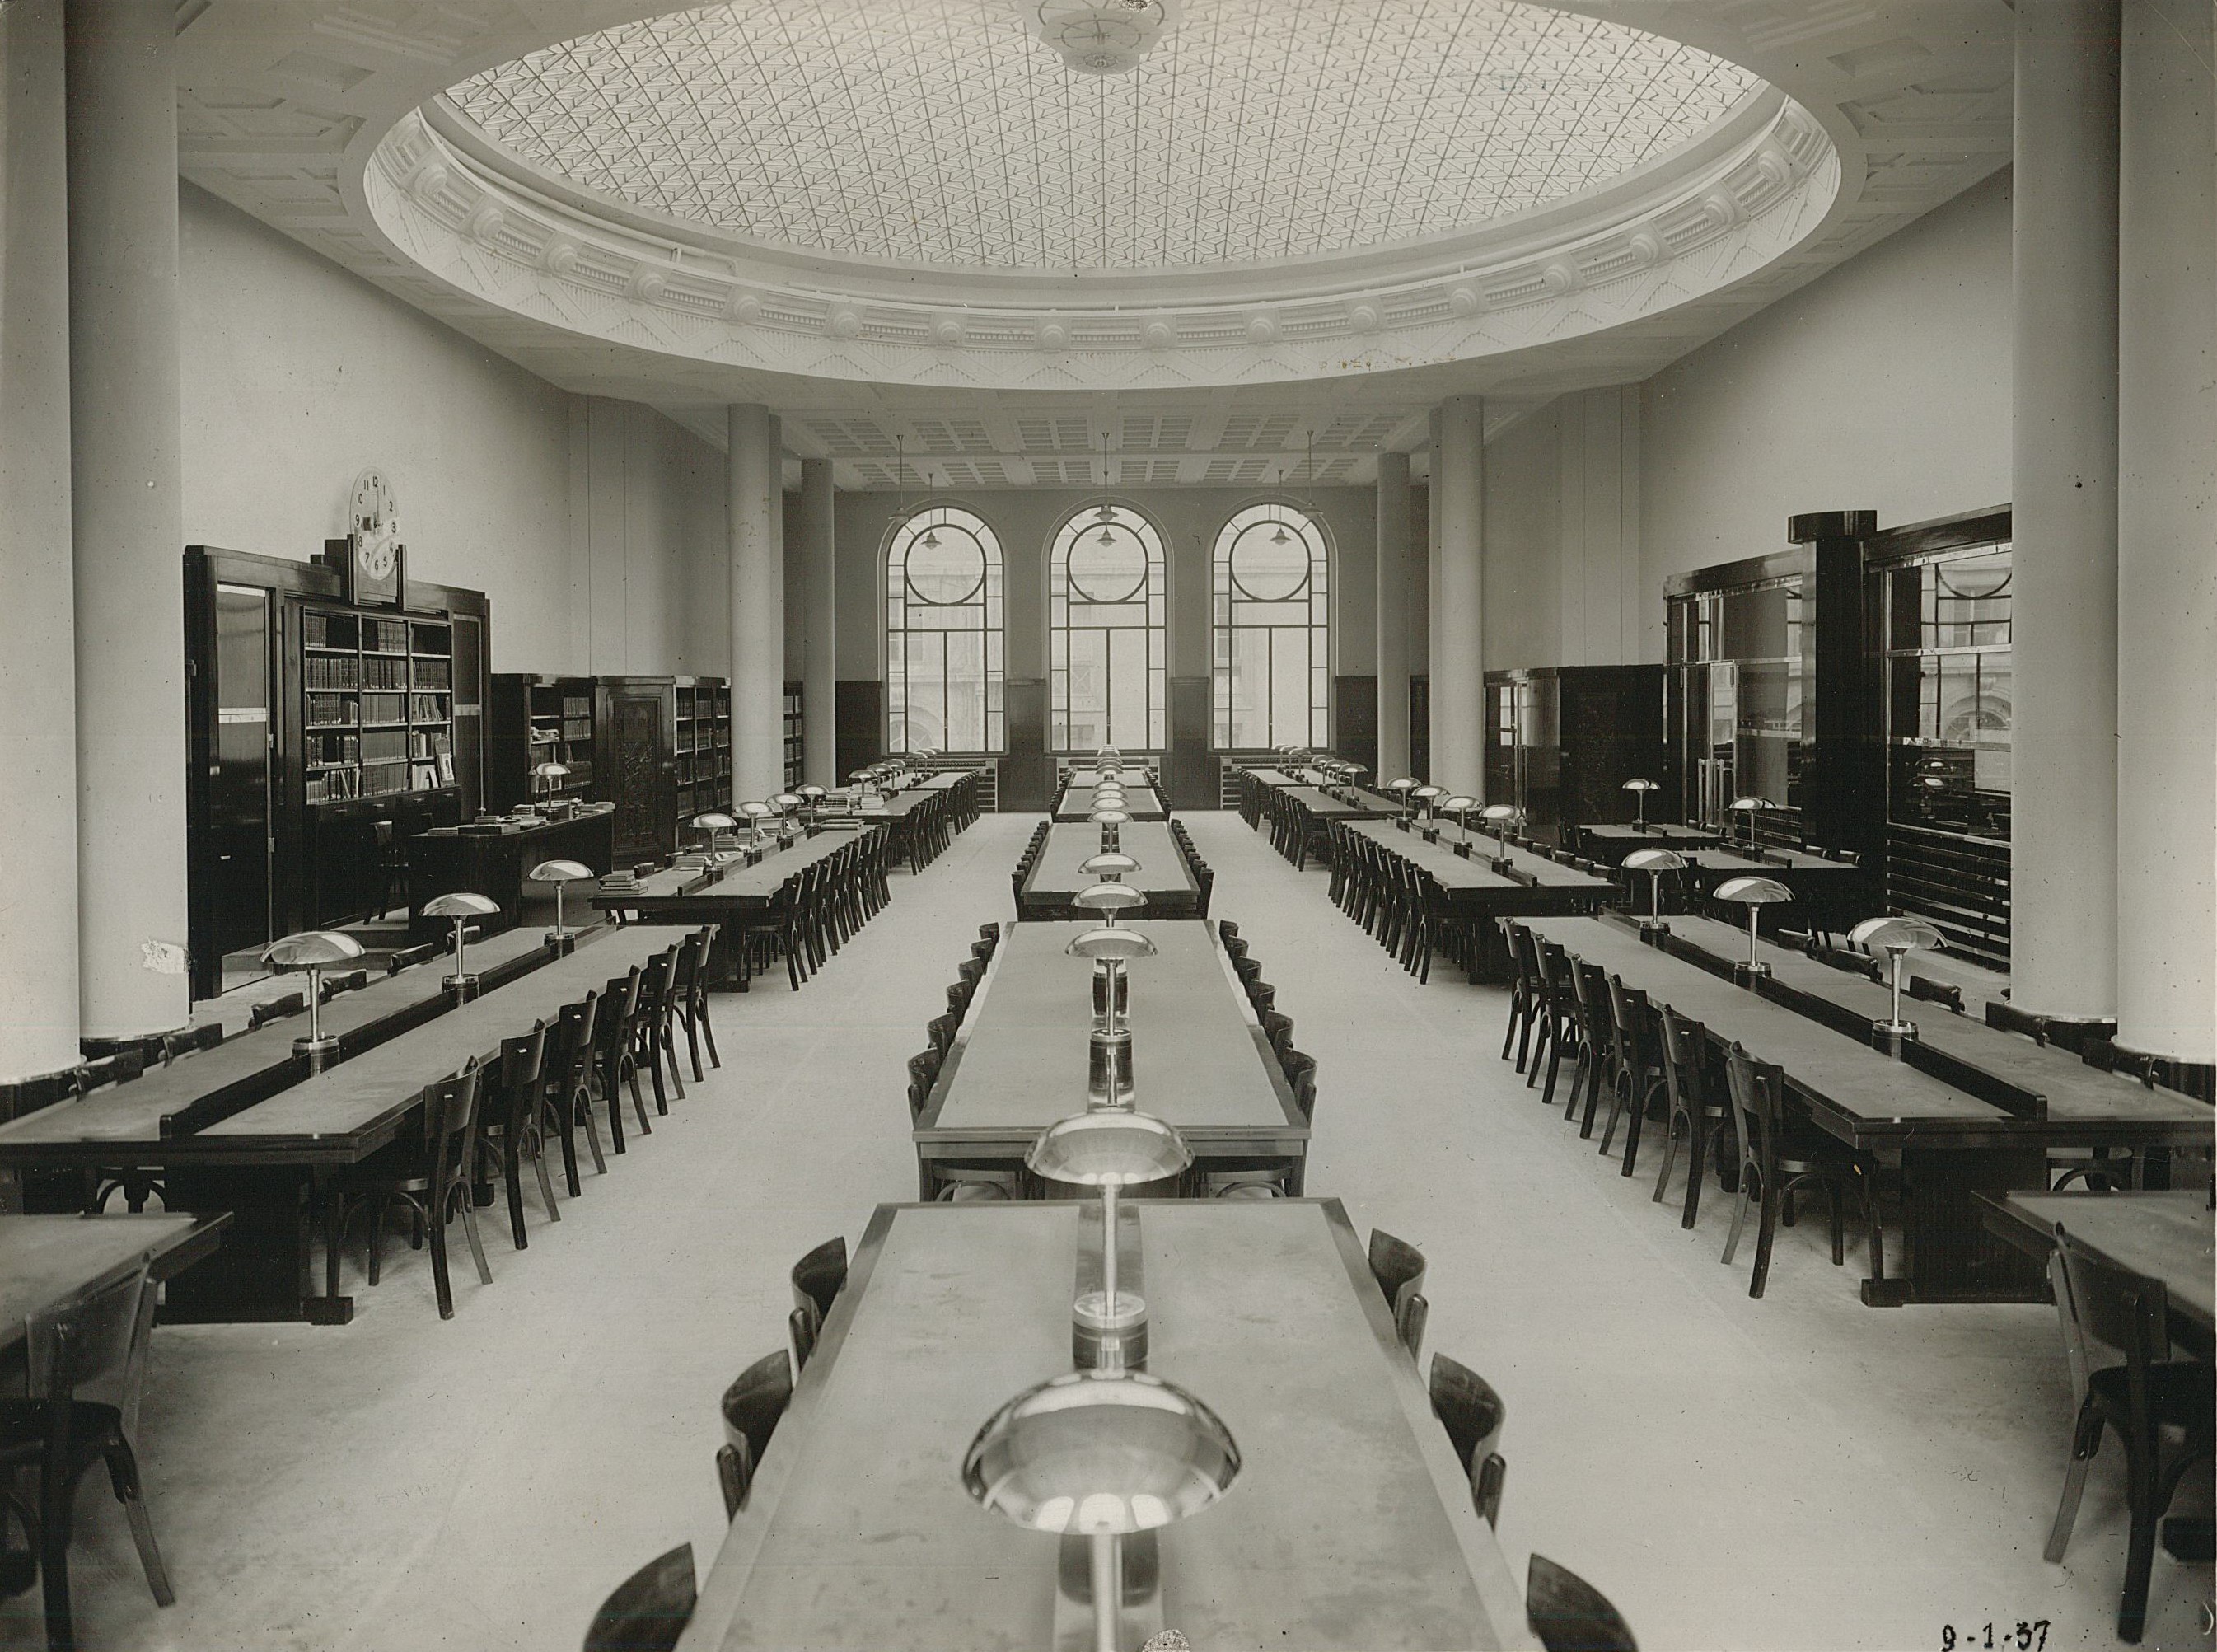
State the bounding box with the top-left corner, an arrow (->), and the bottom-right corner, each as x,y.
550,1096 -> 582,1196
1722,1171 -> 1755,1266
1650,1111 -> 1681,1204
325,1191 -> 346,1299
503,1145 -> 529,1250
2118,1435 -> 2160,1643
115,1475 -> 175,1607
2039,1401 -> 2093,1551
37,1458 -> 74,1652
457,1189 -> 493,1288
1748,1187 -> 1780,1299
1621,1079 -> 1655,1178
531,1130 -> 563,1222
578,1087 -> 609,1175
1679,1111 -> 1709,1229
427,1197 -> 455,1319
698,992 -> 721,1068
627,1060 -> 652,1135
684,1003 -> 707,1080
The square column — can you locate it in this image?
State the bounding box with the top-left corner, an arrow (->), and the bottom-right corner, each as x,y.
727,405 -> 786,802
1374,451 -> 1413,779
1430,395 -> 1487,797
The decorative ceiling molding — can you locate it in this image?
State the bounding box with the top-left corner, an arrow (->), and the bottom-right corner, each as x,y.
365,84 -> 1831,393
175,0 -> 2014,484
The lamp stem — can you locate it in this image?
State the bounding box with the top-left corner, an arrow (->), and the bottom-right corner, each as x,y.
1100,1186 -> 1120,1322
1747,906 -> 1761,971
306,967 -> 324,1047
1650,874 -> 1663,923
1890,952 -> 1906,1027
1091,1529 -> 1121,1652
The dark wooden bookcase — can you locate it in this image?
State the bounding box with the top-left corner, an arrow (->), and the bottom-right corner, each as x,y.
185,545 -> 489,1000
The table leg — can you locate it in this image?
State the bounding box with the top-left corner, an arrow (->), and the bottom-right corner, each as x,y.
1863,1144 -> 2049,1307
161,1165 -> 353,1325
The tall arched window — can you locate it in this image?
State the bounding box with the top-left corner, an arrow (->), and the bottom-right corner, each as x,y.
886,505 -> 1004,753
1212,501 -> 1330,749
1050,503 -> 1167,751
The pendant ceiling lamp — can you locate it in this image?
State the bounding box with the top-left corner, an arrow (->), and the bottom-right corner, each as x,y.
1017,0 -> 1181,76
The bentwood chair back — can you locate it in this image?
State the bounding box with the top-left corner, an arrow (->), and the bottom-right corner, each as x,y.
1651,1005 -> 1728,1228
789,1236 -> 850,1368
1526,1553 -> 1639,1652
671,924 -> 721,1082
1563,959 -> 1613,1137
906,1051 -> 940,1121
1428,1353 -> 1509,1528
1719,1045 -> 1872,1300
2047,1233 -> 2217,1641
1597,976 -> 1662,1178
1366,1228 -> 1427,1324
582,1543 -> 695,1652
594,967 -> 650,1153
1,1260 -> 175,1647
716,1350 -> 795,1519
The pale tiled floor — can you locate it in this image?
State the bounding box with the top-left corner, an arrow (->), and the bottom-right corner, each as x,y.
7,812 -> 2210,1651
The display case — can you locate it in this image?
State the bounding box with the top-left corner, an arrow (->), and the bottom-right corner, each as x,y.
678,676 -> 733,818
1484,666 -> 1667,839
1866,506 -> 2013,968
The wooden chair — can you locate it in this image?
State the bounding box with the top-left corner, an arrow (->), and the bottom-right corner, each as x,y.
542,992 -> 607,1196
1526,1553 -> 1638,1652
670,925 -> 722,1082
1565,960 -> 1616,1139
1719,1046 -> 1878,1299
324,1063 -> 492,1320
1527,941 -> 1580,1108
716,1351 -> 794,1519
1596,976 -> 1663,1178
1499,922 -> 1541,1072
2045,1230 -> 2216,1642
582,1543 -> 695,1652
631,948 -> 686,1115
592,966 -> 651,1154
247,992 -> 305,1031
0,1261 -> 173,1650
906,1051 -> 941,1122
1650,1006 -> 1732,1229
1429,1353 -> 1508,1528
477,1020 -> 559,1249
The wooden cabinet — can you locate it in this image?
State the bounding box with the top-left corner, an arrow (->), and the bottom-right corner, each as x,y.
594,676 -> 677,863
1484,666 -> 1667,839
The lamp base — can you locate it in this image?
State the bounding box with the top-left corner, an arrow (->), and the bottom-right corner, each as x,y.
1870,1020 -> 1920,1055
544,929 -> 576,956
292,1034 -> 339,1074
1073,1289 -> 1148,1372
442,972 -> 479,1000
1733,960 -> 1773,983
1637,918 -> 1672,939
1087,1028 -> 1134,1108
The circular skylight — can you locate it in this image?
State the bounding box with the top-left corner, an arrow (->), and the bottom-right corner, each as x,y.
450,0 -> 1762,274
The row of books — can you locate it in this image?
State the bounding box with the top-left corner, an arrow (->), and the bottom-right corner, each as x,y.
363,657 -> 409,689
306,655 -> 362,690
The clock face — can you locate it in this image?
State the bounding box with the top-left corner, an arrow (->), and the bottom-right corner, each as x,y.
349,468 -> 400,601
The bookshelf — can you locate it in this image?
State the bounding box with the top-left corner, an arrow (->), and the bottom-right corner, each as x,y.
488,675 -> 595,809
300,608 -> 457,803
676,676 -> 732,818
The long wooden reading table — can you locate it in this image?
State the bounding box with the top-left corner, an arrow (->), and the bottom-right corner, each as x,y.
1015,821 -> 1199,921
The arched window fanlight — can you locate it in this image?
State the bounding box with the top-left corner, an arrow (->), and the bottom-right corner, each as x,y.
1211,501 -> 1329,750
1050,503 -> 1167,751
886,504 -> 1005,753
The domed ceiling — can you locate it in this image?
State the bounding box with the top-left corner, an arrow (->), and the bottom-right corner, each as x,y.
447,0 -> 1763,276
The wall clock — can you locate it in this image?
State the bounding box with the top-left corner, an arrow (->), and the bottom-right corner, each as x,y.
344,467 -> 405,607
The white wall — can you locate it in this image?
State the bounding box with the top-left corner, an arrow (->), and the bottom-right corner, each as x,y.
179,183 -> 723,676
1638,168 -> 2014,656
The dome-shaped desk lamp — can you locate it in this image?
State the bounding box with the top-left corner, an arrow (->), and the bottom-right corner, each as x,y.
527,859 -> 595,951
1728,794 -> 1774,857
1715,875 -> 1794,980
1850,915 -> 1949,1052
1621,847 -> 1686,934
1090,807 -> 1131,854
796,784 -> 826,823
1410,784 -> 1445,831
530,760 -> 569,810
1026,1106 -> 1193,1372
1621,776 -> 1659,831
965,1368 -> 1238,1652
260,929 -> 367,1071
1440,795 -> 1477,850
420,892 -> 499,998
1479,803 -> 1523,871
738,800 -> 774,846
691,812 -> 737,864
1069,924 -> 1157,1105
1387,776 -> 1419,818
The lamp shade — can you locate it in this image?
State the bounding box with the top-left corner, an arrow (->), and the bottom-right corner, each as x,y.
1714,875 -> 1794,906
261,930 -> 365,971
420,892 -> 499,920
1090,809 -> 1132,827
1073,883 -> 1148,920
1442,794 -> 1476,814
1479,803 -> 1522,826
797,785 -> 826,802
740,801 -> 774,819
1067,927 -> 1158,966
692,812 -> 737,832
963,1369 -> 1239,1537
1621,778 -> 1658,794
1622,848 -> 1686,873
1411,785 -> 1444,806
1026,1107 -> 1193,1188
1080,853 -> 1139,880
1728,795 -> 1772,815
1850,916 -> 1948,955
531,760 -> 569,779
1387,777 -> 1418,794
772,793 -> 802,812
